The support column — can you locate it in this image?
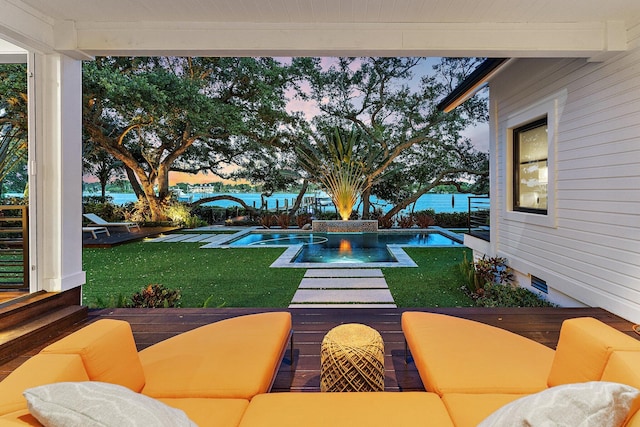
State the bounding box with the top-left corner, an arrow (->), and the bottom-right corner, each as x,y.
31,52 -> 85,293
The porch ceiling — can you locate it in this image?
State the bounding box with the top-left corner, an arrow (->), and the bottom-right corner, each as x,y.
16,0 -> 640,25
2,0 -> 640,59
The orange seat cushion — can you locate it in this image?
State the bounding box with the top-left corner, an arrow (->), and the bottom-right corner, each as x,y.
402,312 -> 554,395
140,312 -> 291,399
40,319 -> 145,392
239,392 -> 454,427
602,351 -> 640,388
0,354 -> 88,416
0,409 -> 42,426
601,351 -> 640,426
547,317 -> 640,387
159,398 -> 249,427
442,393 -> 525,427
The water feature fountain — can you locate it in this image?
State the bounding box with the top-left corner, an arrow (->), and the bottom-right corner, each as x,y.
312,219 -> 378,233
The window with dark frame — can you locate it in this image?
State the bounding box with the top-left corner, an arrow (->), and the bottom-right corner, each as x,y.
513,117 -> 548,214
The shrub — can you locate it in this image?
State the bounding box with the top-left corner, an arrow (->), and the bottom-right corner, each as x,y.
274,213 -> 291,229
474,255 -> 514,286
475,283 -> 555,308
83,198 -> 126,222
126,198 -> 154,223
191,206 -> 228,224
397,214 -> 414,228
459,252 -> 482,293
164,202 -> 204,228
130,284 -> 181,308
90,293 -> 128,309
414,212 -> 435,228
296,214 -> 312,228
377,216 -> 394,229
433,211 -> 468,228
459,254 -> 553,307
315,211 -> 339,220
259,215 -> 273,229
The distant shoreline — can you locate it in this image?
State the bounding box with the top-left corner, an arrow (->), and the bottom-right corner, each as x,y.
81,191 -> 479,214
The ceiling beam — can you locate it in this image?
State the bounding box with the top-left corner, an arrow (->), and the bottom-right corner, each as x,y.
0,0 -> 54,53
73,21 -> 628,58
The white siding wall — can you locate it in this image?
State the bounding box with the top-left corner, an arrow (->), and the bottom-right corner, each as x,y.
490,23 -> 640,322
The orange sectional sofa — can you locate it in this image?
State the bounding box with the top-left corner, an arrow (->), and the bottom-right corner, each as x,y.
1,311 -> 640,427
0,312 -> 292,427
402,312 -> 640,427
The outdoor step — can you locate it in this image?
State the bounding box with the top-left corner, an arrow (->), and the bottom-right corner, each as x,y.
182,234 -> 215,243
0,305 -> 88,366
291,289 -> 395,304
288,303 -> 397,308
298,277 -> 388,289
0,289 -> 81,331
200,230 -> 250,248
304,269 -> 384,278
202,235 -> 229,243
159,234 -> 194,242
205,234 -> 235,244
147,234 -> 179,242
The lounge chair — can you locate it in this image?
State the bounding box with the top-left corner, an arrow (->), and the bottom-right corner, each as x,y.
83,213 -> 141,232
82,226 -> 110,239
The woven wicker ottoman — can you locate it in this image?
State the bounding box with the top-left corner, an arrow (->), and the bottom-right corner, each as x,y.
320,323 -> 385,392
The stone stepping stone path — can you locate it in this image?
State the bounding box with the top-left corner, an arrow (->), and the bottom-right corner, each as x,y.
289,269 -> 396,308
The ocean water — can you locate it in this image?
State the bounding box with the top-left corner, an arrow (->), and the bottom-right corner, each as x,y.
85,191 -> 479,214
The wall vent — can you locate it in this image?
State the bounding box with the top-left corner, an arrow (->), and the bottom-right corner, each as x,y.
531,276 -> 548,294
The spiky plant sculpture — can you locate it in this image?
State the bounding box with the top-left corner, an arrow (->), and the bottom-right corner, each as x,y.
297,128 -> 369,220
323,161 -> 366,220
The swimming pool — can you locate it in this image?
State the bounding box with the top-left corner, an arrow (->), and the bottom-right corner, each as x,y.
226,231 -> 461,247
223,230 -> 463,267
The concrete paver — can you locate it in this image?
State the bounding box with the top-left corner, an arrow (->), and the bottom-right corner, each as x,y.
304,269 -> 384,278
298,277 -> 388,289
291,289 -> 395,304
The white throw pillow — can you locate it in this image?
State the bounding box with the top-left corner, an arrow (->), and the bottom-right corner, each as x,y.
24,381 -> 197,427
479,381 -> 640,427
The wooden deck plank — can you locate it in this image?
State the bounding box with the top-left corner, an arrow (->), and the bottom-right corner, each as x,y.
83,226 -> 179,248
0,307 -> 637,391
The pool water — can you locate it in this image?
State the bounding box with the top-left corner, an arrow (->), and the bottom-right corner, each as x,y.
226,232 -> 462,264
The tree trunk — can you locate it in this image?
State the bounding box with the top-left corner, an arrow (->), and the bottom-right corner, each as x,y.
189,195 -> 258,214
289,179 -> 309,216
124,165 -> 145,200
361,187 -> 371,219
381,187 -> 430,222
140,179 -> 166,222
157,164 -> 170,200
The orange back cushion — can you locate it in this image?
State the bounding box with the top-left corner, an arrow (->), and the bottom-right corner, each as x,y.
601,351 -> 640,427
41,319 -> 145,392
547,317 -> 640,387
0,353 -> 88,415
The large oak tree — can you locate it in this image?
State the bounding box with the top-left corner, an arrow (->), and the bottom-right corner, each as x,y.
83,57 -> 300,221
292,57 -> 489,220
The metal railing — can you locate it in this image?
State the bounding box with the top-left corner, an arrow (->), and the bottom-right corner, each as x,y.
0,205 -> 29,290
467,196 -> 490,241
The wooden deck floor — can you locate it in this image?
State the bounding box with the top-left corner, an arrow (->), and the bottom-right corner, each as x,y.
3,306 -> 635,391
82,226 -> 179,248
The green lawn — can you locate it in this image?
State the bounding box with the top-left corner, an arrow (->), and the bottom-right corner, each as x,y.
83,243 -> 474,308
83,243 -> 305,307
384,247 -> 474,307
